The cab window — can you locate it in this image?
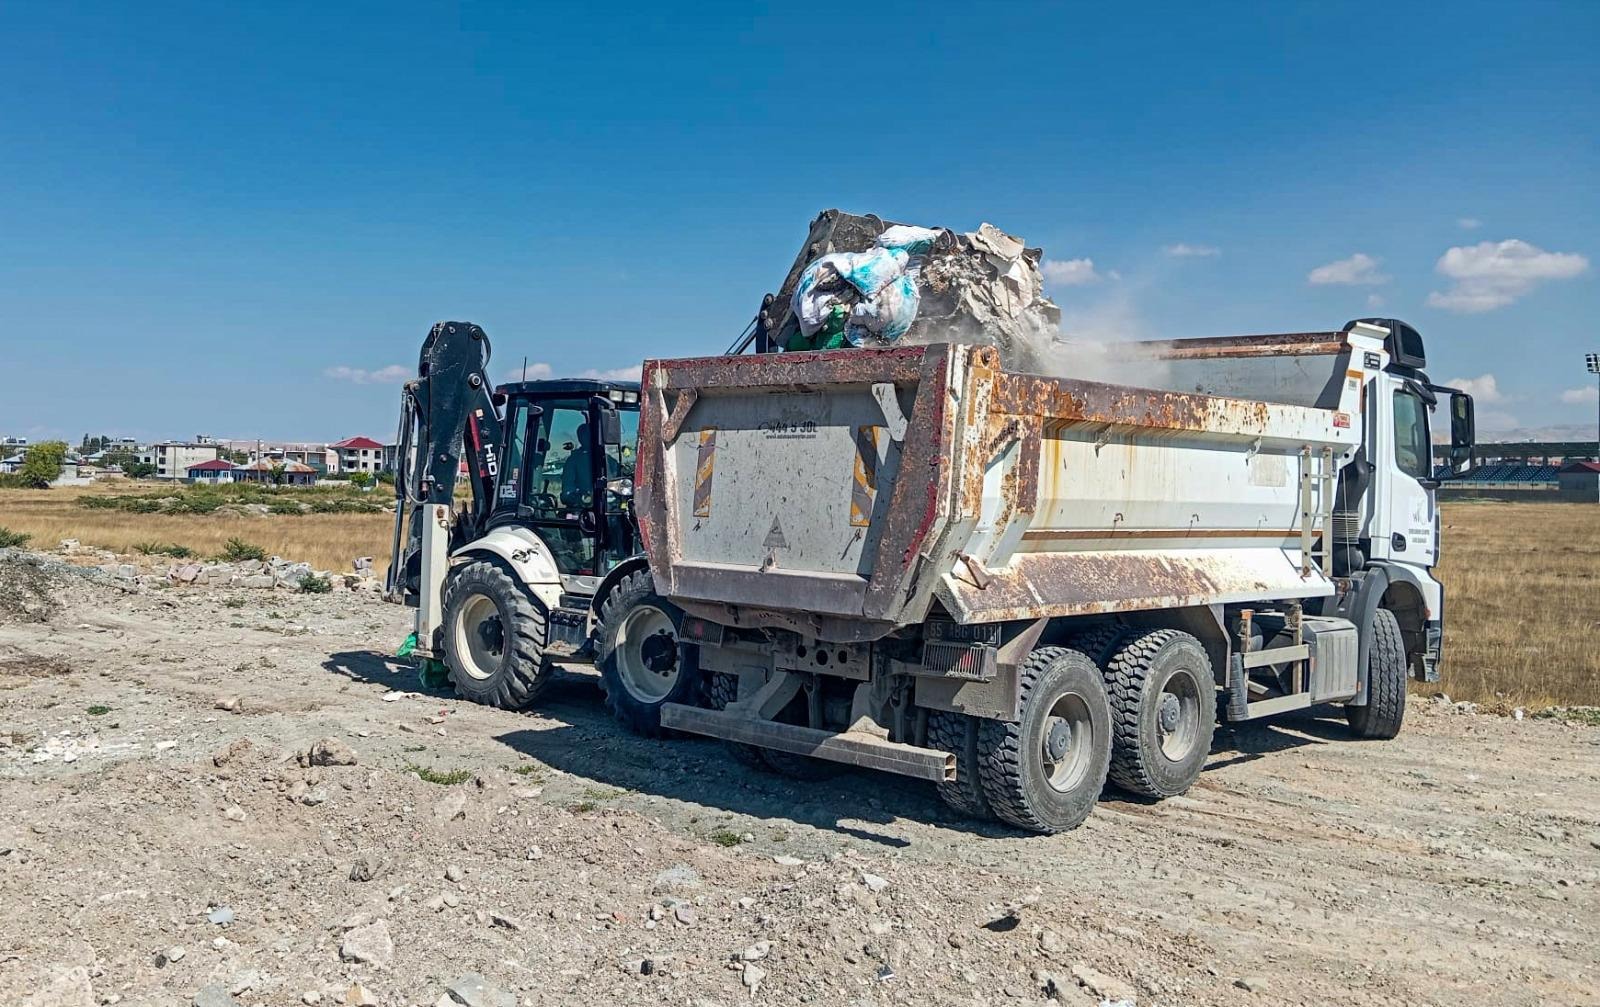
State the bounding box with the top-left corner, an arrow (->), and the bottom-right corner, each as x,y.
1392,389 -> 1431,480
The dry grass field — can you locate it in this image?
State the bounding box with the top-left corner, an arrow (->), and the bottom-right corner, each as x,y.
0,483 -> 391,573
0,486 -> 1593,707
1433,500 -> 1599,709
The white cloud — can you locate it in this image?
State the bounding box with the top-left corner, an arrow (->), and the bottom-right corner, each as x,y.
324,364 -> 411,385
1457,217 -> 1482,230
1307,253 -> 1388,286
1366,293 -> 1385,309
1163,243 -> 1220,258
1560,386 -> 1599,405
1040,258 -> 1103,286
502,362 -> 638,383
1445,373 -> 1505,404
578,365 -> 642,382
502,361 -> 555,383
1426,238 -> 1588,314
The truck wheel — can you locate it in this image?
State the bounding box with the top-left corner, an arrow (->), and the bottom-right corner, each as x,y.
440,559 -> 552,710
927,711 -> 991,820
595,569 -> 696,737
1103,629 -> 1215,799
1346,607 -> 1407,739
706,673 -> 769,771
1068,620 -> 1129,665
977,646 -> 1111,833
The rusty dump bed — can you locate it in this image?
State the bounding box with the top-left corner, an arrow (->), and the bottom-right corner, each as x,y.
637,329 -> 1383,641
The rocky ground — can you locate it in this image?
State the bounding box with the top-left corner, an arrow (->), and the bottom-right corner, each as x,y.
1,547 -> 1597,1007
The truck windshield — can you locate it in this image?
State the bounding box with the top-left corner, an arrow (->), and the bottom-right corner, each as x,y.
1393,389 -> 1431,480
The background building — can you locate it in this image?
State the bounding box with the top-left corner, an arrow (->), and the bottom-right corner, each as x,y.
331,436 -> 384,474
1557,461 -> 1600,502
145,441 -> 221,479
186,459 -> 239,484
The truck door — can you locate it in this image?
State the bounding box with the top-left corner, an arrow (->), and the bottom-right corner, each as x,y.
1371,379 -> 1436,566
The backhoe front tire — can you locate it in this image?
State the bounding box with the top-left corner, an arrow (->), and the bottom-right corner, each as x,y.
977,646 -> 1112,834
440,559 -> 552,710
1346,607 -> 1407,739
595,569 -> 696,737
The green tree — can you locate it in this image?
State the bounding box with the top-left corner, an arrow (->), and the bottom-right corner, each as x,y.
17,440 -> 68,488
269,463 -> 287,486
101,450 -> 155,478
349,471 -> 373,489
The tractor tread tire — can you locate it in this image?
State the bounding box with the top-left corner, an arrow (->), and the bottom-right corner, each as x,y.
440,559 -> 551,711
1103,629 -> 1215,798
595,569 -> 693,738
977,646 -> 1112,834
927,711 -> 992,820
1346,607 -> 1407,739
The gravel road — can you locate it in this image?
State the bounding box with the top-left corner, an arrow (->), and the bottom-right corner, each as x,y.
2,552 -> 1596,1007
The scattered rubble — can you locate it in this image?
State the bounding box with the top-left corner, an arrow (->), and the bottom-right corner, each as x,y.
0,543 -> 1595,1007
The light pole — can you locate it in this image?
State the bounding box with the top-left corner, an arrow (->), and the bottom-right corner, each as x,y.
1589,353 -> 1600,502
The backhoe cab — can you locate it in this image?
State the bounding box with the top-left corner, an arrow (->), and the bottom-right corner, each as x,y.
387,322 -> 691,729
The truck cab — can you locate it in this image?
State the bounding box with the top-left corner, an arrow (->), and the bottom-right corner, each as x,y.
1326,318 -> 1474,684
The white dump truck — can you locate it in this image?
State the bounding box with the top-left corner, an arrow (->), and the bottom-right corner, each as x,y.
632,319 -> 1475,833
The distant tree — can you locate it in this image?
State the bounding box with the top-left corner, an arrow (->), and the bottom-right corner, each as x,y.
349,471 -> 374,489
17,440 -> 68,488
101,450 -> 155,478
269,463 -> 287,486
218,448 -> 250,464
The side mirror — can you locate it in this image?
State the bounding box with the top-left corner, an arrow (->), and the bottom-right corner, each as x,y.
594,399 -> 623,447
1448,391 -> 1474,476
586,396 -> 621,549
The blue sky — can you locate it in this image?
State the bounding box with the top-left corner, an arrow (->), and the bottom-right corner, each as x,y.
2,1 -> 1596,442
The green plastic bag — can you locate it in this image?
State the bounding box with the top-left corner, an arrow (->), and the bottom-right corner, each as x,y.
397,632 -> 450,689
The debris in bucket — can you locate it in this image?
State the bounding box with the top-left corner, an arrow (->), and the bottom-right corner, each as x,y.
774,210 -> 1061,369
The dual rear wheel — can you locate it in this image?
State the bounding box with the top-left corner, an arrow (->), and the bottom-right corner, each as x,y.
930,629 -> 1217,833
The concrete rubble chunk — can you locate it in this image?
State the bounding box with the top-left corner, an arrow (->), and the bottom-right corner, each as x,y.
21,965 -> 94,1007
443,973 -> 513,1007
305,738 -> 358,767
193,987 -> 239,1007
1070,963 -> 1136,1004
339,919 -> 394,967
341,984 -> 378,1006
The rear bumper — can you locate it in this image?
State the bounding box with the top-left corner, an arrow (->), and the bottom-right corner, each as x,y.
658,703 -> 955,782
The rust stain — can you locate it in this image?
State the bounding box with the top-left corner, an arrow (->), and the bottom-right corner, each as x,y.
1132,331 -> 1347,360
945,549 -> 1296,622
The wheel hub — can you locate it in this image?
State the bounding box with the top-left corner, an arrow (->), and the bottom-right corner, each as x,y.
1158,692 -> 1181,733
614,604 -> 682,703
475,616 -> 505,656
639,631 -> 678,674
1044,717 -> 1073,761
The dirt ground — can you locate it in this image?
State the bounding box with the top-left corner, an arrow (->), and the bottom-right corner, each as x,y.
2,551 -> 1597,1007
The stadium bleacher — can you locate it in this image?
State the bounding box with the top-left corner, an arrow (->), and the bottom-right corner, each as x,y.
1443,462 -> 1561,485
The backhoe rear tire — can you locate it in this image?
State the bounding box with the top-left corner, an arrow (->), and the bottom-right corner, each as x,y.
1103,629 -> 1215,799
595,569 -> 695,737
977,646 -> 1111,834
927,711 -> 992,820
1346,607 -> 1407,739
440,559 -> 552,710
